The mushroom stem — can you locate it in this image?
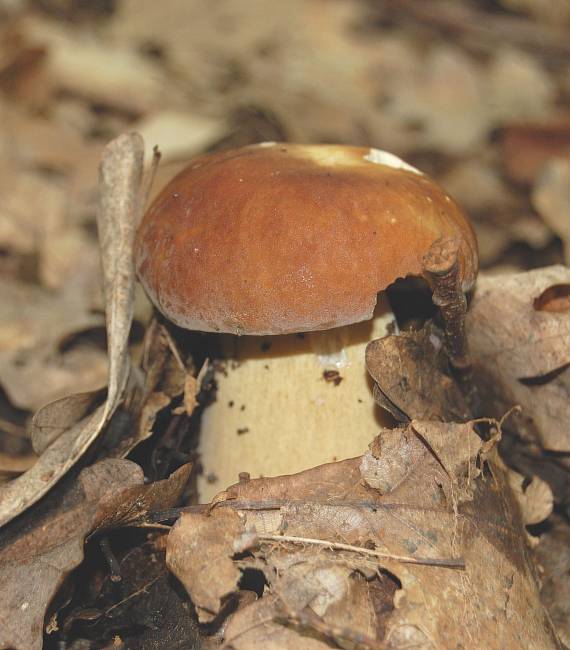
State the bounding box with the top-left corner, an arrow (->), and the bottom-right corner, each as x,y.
197,300 -> 395,501
422,237 -> 470,372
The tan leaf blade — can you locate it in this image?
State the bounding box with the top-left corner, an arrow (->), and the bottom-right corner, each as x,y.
0,133 -> 144,529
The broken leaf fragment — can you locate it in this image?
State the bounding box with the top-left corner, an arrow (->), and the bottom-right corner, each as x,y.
166,508 -> 249,623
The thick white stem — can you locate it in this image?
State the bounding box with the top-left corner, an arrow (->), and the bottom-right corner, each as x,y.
198,297 -> 395,501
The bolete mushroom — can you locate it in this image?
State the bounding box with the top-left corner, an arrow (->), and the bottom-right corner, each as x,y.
135,143 -> 478,500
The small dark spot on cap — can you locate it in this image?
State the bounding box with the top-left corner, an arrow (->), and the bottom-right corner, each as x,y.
240,404 -> 246,411
228,400 -> 234,408
206,473 -> 218,484
357,398 -> 363,403
237,427 -> 250,435
264,364 -> 270,370
260,341 -> 272,352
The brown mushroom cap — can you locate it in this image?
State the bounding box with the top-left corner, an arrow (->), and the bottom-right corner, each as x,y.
135,143 -> 478,335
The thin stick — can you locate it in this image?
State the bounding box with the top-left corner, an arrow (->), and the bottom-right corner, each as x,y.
143,498 -> 461,525
104,574 -> 163,616
258,533 -> 465,569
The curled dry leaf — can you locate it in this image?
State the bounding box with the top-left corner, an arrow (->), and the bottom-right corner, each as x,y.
0,459 -> 190,650
467,266 -> 570,451
509,471 -> 554,527
0,133 -> 143,529
167,421 -> 560,648
365,322 -> 471,423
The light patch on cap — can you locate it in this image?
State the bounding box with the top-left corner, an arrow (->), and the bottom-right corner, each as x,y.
296,145 -> 365,167
364,148 -> 422,175
258,141 -> 277,147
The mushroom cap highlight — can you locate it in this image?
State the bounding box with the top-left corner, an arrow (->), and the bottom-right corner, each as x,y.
135,143 -> 478,335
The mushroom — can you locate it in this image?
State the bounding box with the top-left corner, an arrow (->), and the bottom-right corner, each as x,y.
135,143 -> 478,500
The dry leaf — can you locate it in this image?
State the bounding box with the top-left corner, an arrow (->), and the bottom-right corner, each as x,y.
30,390 -> 105,455
0,460 -> 190,650
0,460 -> 141,650
509,471 -> 554,526
0,133 -> 143,528
166,508 -> 247,623
167,422 -> 559,648
365,323 -> 471,423
223,593 -> 334,650
467,266 -> 570,451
